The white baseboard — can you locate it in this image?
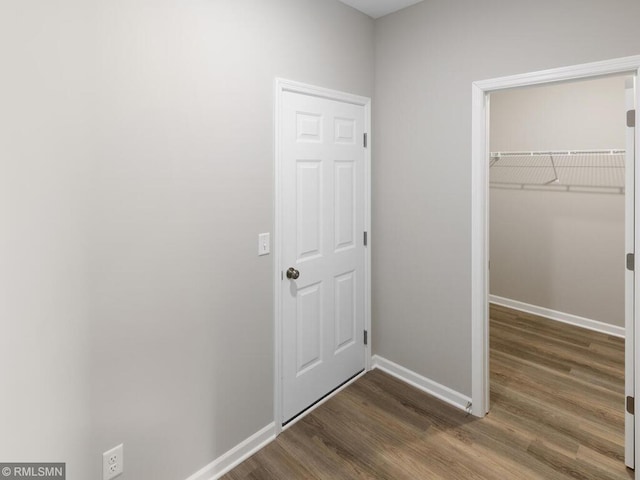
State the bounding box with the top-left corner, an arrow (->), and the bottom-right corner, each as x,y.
185,422 -> 276,480
185,357 -> 473,480
372,355 -> 471,412
489,295 -> 625,338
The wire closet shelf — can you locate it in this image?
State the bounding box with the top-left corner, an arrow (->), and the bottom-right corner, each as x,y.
489,149 -> 626,194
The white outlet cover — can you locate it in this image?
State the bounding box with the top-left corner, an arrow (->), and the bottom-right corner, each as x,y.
103,444 -> 124,480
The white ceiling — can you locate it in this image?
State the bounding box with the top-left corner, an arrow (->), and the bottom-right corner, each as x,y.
338,0 -> 424,19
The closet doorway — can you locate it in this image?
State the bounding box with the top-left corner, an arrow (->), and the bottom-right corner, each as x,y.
489,74 -> 632,471
470,55 -> 640,474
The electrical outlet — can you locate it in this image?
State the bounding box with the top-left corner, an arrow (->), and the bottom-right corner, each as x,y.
103,444 -> 123,480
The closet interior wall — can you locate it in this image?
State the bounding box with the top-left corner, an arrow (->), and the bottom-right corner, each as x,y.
489,75 -> 628,328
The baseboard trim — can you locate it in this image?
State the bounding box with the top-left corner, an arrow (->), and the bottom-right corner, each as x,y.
186,355 -> 474,479
185,422 -> 276,480
489,295 -> 625,338
372,355 -> 471,412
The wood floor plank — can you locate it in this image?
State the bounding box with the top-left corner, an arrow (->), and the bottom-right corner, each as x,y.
491,355 -> 623,428
491,349 -> 622,412
491,327 -> 624,379
222,305 -> 630,479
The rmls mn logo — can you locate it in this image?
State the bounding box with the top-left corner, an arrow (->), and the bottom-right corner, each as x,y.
0,463 -> 65,480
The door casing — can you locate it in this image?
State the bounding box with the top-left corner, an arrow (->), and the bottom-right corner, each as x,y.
273,78 -> 372,434
626,77 -> 636,468
471,55 -> 640,474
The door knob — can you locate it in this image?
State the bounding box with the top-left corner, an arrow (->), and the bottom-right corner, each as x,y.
286,267 -> 300,279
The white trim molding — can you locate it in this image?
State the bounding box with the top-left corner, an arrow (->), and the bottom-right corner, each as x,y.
490,295 -> 625,338
184,423 -> 276,480
273,78 -> 372,432
372,355 -> 471,412
471,54 -> 640,421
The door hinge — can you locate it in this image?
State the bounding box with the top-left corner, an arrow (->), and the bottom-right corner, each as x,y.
363,133 -> 368,148
364,330 -> 368,345
364,231 -> 368,246
627,253 -> 635,271
627,109 -> 636,128
627,396 -> 635,415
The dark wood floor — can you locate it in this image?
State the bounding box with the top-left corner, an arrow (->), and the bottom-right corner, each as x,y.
223,304 -> 631,479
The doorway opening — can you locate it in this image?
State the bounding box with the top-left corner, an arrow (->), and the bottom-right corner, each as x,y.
471,55 -> 640,474
489,74 -> 632,474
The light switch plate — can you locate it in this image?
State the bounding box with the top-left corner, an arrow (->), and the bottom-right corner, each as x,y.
258,233 -> 270,256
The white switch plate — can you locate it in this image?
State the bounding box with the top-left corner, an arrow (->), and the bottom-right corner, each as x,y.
258,233 -> 270,256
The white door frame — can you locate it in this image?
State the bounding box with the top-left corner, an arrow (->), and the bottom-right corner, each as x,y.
273,78 -> 372,434
471,55 -> 640,462
626,78 -> 636,468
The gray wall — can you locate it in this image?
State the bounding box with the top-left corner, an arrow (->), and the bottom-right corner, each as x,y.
0,1 -> 373,479
490,76 -> 627,152
489,77 -> 627,327
373,0 -> 640,396
490,189 -> 625,325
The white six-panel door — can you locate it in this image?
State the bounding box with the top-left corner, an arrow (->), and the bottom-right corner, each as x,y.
281,90 -> 366,423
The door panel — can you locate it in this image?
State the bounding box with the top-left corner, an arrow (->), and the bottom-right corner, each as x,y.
296,282 -> 323,374
282,91 -> 366,423
297,160 -> 322,260
335,161 -> 356,250
334,270 -> 356,353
